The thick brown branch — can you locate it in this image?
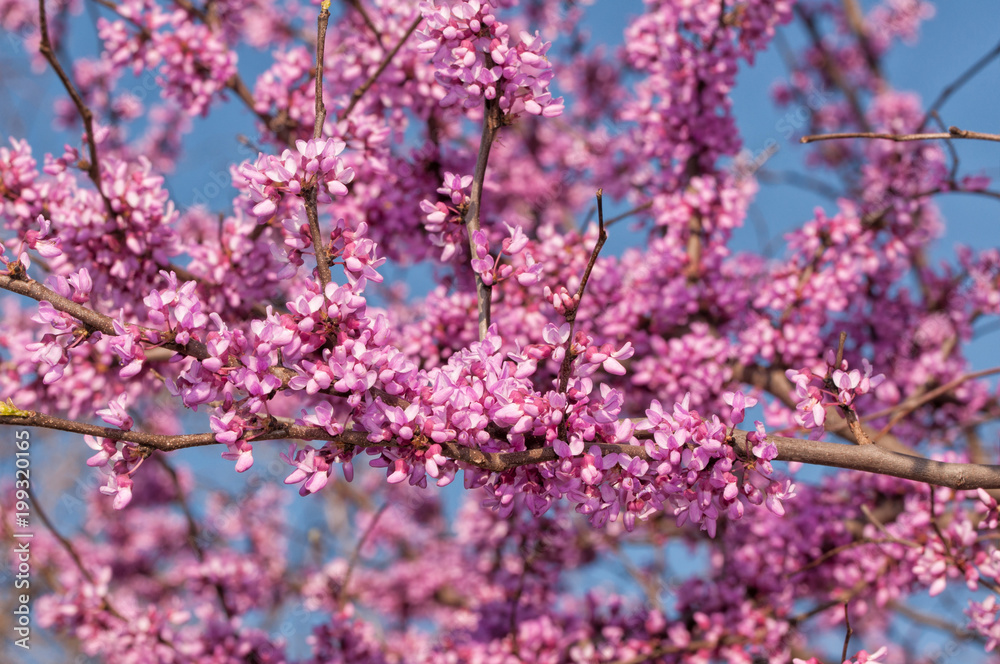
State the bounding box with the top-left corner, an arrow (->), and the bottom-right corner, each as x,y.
6,411 -> 1000,490
0,273 -> 299,386
0,273 -> 212,361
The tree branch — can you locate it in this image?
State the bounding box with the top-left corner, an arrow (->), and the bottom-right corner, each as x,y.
464,97 -> 504,341
313,2 -> 331,139
0,272 -> 300,386
91,0 -> 288,144
304,2 -> 335,293
338,502 -> 388,609
343,0 -> 384,49
39,0 -> 115,219
6,410 -> 1000,490
866,366 -> 1000,442
795,4 -> 871,133
337,14 -> 423,122
801,126 -> 1000,144
557,190 -> 609,393
920,38 -> 1000,131
0,273 -> 213,361
604,201 -> 653,227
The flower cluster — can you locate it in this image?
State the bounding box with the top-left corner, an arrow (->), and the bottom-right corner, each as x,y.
152,14 -> 236,116
795,647 -> 888,664
421,171 -> 472,262
631,393 -> 794,536
24,280 -> 97,385
84,427 -> 145,510
144,270 -> 209,345
418,0 -> 564,117
240,138 -> 356,223
470,222 -> 541,286
785,353 -> 885,431
97,0 -> 237,116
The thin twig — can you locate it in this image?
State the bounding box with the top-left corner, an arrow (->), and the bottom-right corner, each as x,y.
508,547 -> 529,656
338,14 -> 423,122
790,578 -> 871,624
789,537 -> 920,577
841,603 -> 853,664
464,96 -> 504,341
801,126 -> 1000,144
314,2 -> 331,138
834,331 -> 847,368
920,38 -> 1000,131
888,600 -> 985,643
306,2 -> 335,292
25,483 -> 96,587
867,367 -> 1000,442
32,480 -> 189,650
756,169 -> 842,201
604,201 -> 653,227
557,190 -> 609,393
571,191 -> 609,320
304,179 -> 332,293
27,483 -> 180,649
157,456 -> 235,618
840,0 -> 882,83
339,503 -> 388,609
39,0 -> 115,218
90,0 -> 286,144
343,0 -> 384,48
929,111 -> 962,183
796,4 -> 870,132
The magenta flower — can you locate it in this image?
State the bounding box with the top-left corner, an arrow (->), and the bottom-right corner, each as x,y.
723,390 -> 757,425
99,471 -> 134,510
96,393 -> 134,431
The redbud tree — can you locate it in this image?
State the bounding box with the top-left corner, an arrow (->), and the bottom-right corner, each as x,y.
1,0 -> 999,661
